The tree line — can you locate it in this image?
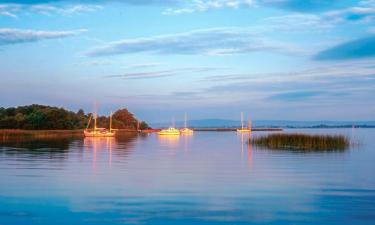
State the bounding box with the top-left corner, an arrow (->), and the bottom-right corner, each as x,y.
0,104 -> 149,130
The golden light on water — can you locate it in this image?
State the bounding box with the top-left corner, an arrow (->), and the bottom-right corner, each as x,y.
238,132 -> 253,170
157,135 -> 180,148
84,137 -> 115,174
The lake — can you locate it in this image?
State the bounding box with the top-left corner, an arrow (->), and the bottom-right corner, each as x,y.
0,129 -> 374,225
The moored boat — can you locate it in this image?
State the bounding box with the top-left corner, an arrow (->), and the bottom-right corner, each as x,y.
180,113 -> 194,135
84,112 -> 116,137
180,127 -> 194,134
237,112 -> 252,133
158,127 -> 180,135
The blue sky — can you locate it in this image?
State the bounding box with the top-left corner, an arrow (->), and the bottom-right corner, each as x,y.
0,0 -> 374,122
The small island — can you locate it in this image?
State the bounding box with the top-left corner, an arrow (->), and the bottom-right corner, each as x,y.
251,133 -> 350,151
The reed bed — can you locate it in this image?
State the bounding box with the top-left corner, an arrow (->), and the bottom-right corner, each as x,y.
0,129 -> 138,142
1,129 -> 84,142
251,133 -> 349,151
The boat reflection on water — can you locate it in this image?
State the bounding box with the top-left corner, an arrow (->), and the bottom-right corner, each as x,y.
182,133 -> 193,152
83,133 -> 138,173
157,134 -> 180,148
0,135 -> 80,161
84,137 -> 114,170
157,133 -> 194,154
238,132 -> 253,170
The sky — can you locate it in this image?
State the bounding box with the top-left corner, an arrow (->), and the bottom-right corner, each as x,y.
0,0 -> 374,122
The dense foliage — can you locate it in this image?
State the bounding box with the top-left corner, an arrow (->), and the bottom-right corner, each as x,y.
251,133 -> 349,151
0,104 -> 149,130
93,108 -> 149,130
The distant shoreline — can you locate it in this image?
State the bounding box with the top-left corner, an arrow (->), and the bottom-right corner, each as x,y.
1,126 -> 374,135
193,128 -> 283,132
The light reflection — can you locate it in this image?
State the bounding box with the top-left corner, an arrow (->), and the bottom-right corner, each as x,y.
84,137 -> 115,174
247,138 -> 253,169
238,132 -> 253,170
157,135 -> 180,148
182,133 -> 193,153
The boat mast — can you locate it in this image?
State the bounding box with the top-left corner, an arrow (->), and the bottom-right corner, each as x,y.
110,112 -> 112,132
93,102 -> 97,130
241,112 -> 244,129
94,112 -> 97,130
184,113 -> 187,128
86,114 -> 92,130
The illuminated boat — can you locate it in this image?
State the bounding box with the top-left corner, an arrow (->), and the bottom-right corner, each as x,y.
180,113 -> 194,134
237,112 -> 252,133
158,127 -> 180,135
84,112 -> 116,137
180,128 -> 193,134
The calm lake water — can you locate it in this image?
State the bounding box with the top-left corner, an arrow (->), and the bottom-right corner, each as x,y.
0,129 -> 374,225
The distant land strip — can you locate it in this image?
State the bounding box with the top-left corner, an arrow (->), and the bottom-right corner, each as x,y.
193,128 -> 283,132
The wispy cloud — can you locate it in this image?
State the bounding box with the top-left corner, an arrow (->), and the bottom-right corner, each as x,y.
0,0 -> 178,4
260,0 -> 343,12
323,0 -> 375,24
30,4 -> 102,15
104,60 -> 374,112
103,67 -> 217,80
0,4 -> 20,17
260,13 -> 334,32
0,2 -> 102,17
124,63 -> 164,70
314,35 -> 375,60
202,60 -> 375,83
268,91 -> 325,101
163,0 -> 353,15
86,27 -> 302,57
163,0 -> 255,15
261,1 -> 375,33
199,60 -> 375,105
0,28 -> 85,45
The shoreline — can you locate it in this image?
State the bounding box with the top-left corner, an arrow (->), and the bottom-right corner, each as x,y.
0,129 -> 139,140
1,126 -> 373,134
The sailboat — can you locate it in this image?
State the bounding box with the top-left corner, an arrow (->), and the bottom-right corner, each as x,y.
180,113 -> 193,134
84,112 -> 116,137
237,112 -> 252,133
158,117 -> 180,135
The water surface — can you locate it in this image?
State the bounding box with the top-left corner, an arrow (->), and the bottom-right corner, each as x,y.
0,129 -> 374,224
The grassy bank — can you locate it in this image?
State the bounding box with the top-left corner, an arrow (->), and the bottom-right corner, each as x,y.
251,133 -> 349,151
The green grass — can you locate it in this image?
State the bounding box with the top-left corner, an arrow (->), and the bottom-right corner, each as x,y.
251,133 -> 349,151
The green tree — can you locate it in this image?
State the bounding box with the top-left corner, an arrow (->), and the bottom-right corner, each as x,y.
0,105 -> 147,130
14,113 -> 26,128
5,107 -> 16,117
0,116 -> 17,129
0,107 -> 5,119
113,109 -> 137,129
25,111 -> 45,129
139,121 -> 150,130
